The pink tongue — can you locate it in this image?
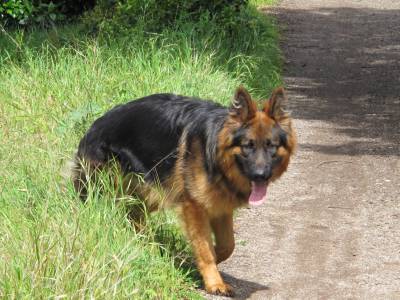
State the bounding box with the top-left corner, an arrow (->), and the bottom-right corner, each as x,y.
249,182 -> 267,206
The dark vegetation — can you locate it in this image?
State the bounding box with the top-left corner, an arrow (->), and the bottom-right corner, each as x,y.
2,0 -> 248,28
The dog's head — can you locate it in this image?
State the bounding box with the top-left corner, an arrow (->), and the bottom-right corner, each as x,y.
218,86 -> 296,206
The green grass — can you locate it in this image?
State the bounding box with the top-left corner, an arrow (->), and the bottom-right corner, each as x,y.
251,0 -> 278,6
0,2 -> 281,299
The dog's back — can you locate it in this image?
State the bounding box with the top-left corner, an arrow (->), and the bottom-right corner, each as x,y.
73,93 -> 227,197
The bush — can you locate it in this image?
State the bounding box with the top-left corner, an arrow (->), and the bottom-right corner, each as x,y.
0,0 -> 95,26
88,0 -> 250,33
0,0 -> 33,25
1,0 -> 249,30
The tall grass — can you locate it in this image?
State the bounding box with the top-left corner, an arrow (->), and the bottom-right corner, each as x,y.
0,1 -> 281,298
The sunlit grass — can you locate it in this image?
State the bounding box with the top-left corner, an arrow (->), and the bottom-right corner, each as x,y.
0,2 -> 281,298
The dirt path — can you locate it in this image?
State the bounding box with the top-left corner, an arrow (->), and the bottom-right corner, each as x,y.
207,1 -> 400,299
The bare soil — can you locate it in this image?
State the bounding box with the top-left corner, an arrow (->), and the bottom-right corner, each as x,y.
207,0 -> 400,299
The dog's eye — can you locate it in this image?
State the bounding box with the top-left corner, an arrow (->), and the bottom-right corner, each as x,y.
265,140 -> 271,146
241,140 -> 255,156
243,140 -> 255,149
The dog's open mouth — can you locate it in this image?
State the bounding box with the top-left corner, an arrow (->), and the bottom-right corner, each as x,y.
249,181 -> 268,206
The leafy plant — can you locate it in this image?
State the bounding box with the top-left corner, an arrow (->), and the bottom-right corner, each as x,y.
87,0 -> 250,33
0,0 -> 33,25
1,0 -> 94,26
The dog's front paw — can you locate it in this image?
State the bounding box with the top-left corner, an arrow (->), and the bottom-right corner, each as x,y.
206,282 -> 234,297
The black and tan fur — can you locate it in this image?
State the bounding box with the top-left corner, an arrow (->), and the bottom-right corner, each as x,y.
72,86 -> 296,296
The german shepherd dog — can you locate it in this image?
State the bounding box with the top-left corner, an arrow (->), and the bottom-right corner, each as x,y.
72,86 -> 296,296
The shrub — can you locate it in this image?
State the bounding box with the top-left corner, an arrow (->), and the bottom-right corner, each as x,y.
0,0 -> 33,25
0,0 -> 95,26
87,0 -> 250,33
1,0 -> 249,30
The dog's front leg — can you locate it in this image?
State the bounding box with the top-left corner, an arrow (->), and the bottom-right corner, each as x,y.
211,213 -> 235,264
181,200 -> 234,297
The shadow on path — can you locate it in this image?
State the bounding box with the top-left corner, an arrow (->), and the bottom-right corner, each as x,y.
271,7 -> 400,156
221,272 -> 270,300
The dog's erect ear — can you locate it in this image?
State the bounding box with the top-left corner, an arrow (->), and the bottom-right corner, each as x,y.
264,87 -> 288,120
230,86 -> 257,122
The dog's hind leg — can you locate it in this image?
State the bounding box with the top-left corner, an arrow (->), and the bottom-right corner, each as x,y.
71,157 -> 90,199
180,199 -> 234,297
71,156 -> 104,200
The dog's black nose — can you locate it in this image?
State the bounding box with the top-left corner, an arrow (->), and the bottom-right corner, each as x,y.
250,167 -> 271,181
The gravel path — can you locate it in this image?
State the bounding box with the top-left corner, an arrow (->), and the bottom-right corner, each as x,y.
207,1 -> 400,299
